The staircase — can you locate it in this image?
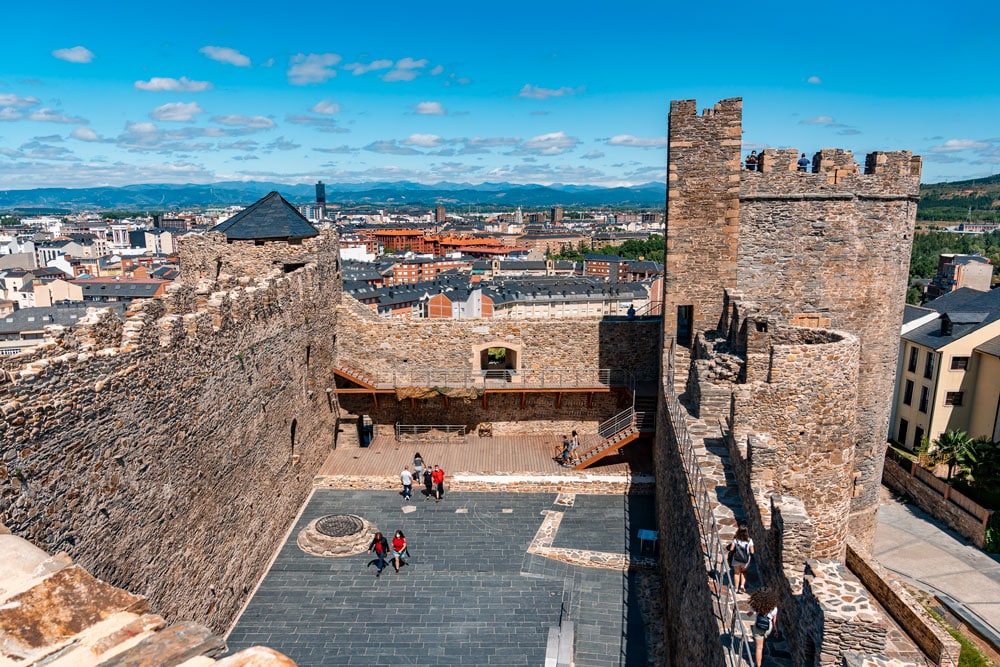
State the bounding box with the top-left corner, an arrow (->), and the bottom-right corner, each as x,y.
570,408 -> 642,469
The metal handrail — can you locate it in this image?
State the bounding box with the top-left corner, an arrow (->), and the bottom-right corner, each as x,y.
665,345 -> 755,666
394,423 -> 467,441
569,408 -> 636,464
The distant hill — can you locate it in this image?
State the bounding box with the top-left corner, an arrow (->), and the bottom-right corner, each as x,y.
0,181 -> 667,213
918,174 -> 1000,222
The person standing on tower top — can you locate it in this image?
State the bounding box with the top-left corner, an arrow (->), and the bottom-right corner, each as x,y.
797,153 -> 810,172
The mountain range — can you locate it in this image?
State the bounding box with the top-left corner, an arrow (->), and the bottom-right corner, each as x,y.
0,181 -> 668,213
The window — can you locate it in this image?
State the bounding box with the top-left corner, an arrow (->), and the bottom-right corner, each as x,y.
923,352 -> 935,380
945,392 -> 964,406
918,386 -> 929,413
908,347 -> 918,373
951,356 -> 970,370
914,425 -> 925,449
898,419 -> 909,446
903,380 -> 914,406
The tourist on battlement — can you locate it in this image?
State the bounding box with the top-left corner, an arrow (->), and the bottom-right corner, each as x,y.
797,153 -> 810,172
745,150 -> 758,171
748,588 -> 780,666
728,525 -> 754,594
413,452 -> 425,486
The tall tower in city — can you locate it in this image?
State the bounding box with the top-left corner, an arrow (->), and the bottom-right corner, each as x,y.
434,205 -> 446,224
315,181 -> 327,220
551,205 -> 563,225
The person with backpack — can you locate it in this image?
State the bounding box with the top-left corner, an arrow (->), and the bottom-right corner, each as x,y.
728,525 -> 754,594
412,452 -> 424,490
748,587 -> 779,666
368,531 -> 389,577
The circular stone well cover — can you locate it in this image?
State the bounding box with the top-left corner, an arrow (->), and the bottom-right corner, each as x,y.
297,514 -> 375,557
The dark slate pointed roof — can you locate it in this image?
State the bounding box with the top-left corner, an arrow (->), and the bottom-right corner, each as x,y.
209,191 -> 318,241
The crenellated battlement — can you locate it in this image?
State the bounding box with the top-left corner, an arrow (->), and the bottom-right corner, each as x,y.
746,148 -> 922,197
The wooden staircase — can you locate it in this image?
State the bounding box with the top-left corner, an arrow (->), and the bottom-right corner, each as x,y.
570,407 -> 644,469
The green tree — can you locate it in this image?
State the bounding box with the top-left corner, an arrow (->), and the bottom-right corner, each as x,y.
965,437 -> 1000,491
930,429 -> 975,481
0,216 -> 20,227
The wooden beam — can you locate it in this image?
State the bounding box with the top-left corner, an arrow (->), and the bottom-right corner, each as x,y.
373,392 -> 379,409
556,392 -> 562,409
520,392 -> 526,409
410,397 -> 416,409
587,392 -> 593,408
482,393 -> 488,409
444,395 -> 450,408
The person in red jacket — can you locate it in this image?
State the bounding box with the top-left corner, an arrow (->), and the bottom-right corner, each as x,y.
391,530 -> 408,573
431,465 -> 445,502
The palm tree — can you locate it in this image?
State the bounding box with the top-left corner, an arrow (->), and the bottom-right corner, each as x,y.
931,430 -> 974,481
965,437 -> 1000,490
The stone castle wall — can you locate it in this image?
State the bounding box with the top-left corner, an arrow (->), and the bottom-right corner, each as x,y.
738,152 -> 921,547
336,296 -> 662,380
663,97 -> 741,340
0,231 -> 342,634
733,323 -> 860,559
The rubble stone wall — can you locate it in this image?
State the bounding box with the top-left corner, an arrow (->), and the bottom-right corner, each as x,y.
0,231 -> 342,635
733,325 -> 860,560
336,296 -> 662,379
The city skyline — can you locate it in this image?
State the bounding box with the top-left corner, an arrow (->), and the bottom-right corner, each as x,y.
1,0 -> 997,190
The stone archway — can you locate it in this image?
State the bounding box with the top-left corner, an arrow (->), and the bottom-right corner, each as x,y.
471,341 -> 522,372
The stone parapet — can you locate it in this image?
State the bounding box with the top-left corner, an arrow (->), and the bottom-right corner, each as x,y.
314,473 -> 655,496
800,559 -> 889,664
846,540 -> 960,666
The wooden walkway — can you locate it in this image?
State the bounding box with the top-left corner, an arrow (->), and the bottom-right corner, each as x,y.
316,433 -> 652,478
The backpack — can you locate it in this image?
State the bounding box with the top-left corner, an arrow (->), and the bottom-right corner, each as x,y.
731,540 -> 750,564
754,612 -> 772,633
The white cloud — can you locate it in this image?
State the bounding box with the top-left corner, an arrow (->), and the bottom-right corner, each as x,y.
931,139 -> 990,153
801,115 -> 835,125
150,102 -> 203,122
199,46 -> 251,67
807,75 -> 822,85
403,133 -> 444,148
285,114 -> 348,133
517,84 -> 584,100
430,65 -> 444,76
288,53 -> 342,85
364,140 -> 421,155
414,101 -> 445,115
514,131 -> 580,156
310,100 -> 341,115
135,77 -> 213,92
0,94 -> 41,108
71,127 -> 102,142
343,59 -> 393,76
264,137 -> 300,151
582,150 -> 604,160
28,108 -> 89,124
383,58 -> 428,82
211,114 -> 275,129
606,135 -> 668,148
314,145 -> 357,154
52,46 -> 95,63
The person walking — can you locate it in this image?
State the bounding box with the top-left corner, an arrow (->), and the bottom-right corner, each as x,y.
748,587 -> 779,666
368,531 -> 389,577
422,467 -> 433,499
412,452 -> 424,489
400,467 -> 413,501
391,530 -> 408,572
431,465 -> 445,502
728,525 -> 754,594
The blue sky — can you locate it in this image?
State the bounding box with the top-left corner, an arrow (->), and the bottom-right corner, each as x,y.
1,0 -> 997,189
